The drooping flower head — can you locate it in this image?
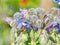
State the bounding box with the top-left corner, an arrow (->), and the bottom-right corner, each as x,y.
47,14 -> 54,22
36,19 -> 43,29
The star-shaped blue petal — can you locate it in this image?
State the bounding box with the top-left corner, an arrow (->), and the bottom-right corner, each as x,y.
16,17 -> 24,23
17,23 -> 23,28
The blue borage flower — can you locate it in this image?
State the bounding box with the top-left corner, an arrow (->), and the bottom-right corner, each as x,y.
16,17 -> 33,32
48,22 -> 60,33
53,0 -> 60,3
53,22 -> 60,33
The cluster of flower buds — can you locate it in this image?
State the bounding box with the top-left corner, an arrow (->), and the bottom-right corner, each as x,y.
13,8 -> 46,32
13,8 -> 60,33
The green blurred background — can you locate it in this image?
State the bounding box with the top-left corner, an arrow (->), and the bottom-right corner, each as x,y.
0,0 -> 58,45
